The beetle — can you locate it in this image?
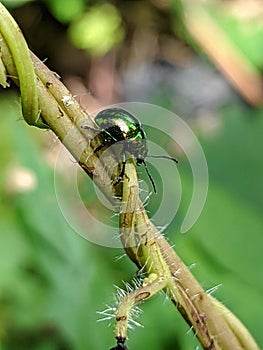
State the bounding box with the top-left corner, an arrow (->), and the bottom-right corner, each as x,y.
82,108 -> 178,193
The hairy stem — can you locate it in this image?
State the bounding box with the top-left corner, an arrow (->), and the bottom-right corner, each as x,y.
118,159 -> 259,350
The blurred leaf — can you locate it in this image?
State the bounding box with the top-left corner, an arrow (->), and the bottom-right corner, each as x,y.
68,4 -> 124,55
1,0 -> 33,9
45,0 -> 86,24
205,3 -> 263,69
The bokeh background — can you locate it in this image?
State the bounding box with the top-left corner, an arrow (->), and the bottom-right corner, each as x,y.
0,1 -> 263,349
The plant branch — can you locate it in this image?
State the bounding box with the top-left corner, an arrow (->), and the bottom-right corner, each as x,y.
118,159 -> 259,350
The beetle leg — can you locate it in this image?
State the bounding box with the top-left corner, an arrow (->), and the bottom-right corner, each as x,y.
113,151 -> 126,186
94,144 -> 105,153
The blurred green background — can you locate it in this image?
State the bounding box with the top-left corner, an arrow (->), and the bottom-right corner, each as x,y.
0,1 -> 263,349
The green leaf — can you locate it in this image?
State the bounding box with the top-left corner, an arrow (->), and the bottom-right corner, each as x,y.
1,0 -> 32,9
46,0 -> 85,23
68,4 -> 124,55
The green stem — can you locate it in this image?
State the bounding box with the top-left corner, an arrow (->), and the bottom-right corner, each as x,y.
0,3 -> 42,126
119,160 -> 259,350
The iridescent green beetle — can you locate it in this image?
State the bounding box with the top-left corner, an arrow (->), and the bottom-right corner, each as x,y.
82,108 -> 178,193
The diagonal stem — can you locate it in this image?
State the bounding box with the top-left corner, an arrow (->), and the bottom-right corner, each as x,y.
117,159 -> 259,350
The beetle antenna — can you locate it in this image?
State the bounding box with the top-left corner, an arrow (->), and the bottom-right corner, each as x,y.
142,160 -> 157,194
81,125 -> 100,133
148,155 -> 178,163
